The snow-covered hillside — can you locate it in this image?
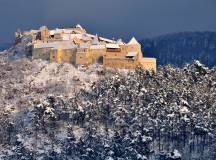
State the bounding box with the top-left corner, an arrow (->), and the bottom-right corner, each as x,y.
0,36 -> 32,62
0,59 -> 107,109
0,59 -> 216,159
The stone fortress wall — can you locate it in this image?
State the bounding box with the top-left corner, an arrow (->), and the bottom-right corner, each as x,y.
15,24 -> 157,72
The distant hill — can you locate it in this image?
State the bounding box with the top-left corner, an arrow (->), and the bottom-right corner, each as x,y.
0,42 -> 12,51
140,31 -> 216,68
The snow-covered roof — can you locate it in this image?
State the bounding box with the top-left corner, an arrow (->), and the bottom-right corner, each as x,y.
126,52 -> 137,57
128,37 -> 140,45
30,30 -> 40,34
82,34 -> 91,41
70,34 -> 83,40
63,29 -> 73,34
51,43 -> 77,50
86,33 -> 116,43
86,33 -> 95,38
40,26 -> 47,30
106,44 -> 120,49
50,29 -> 63,35
90,45 -> 106,50
79,43 -> 89,49
117,39 -> 125,45
34,42 -> 77,50
34,42 -> 58,49
99,37 -> 116,43
62,34 -> 71,41
49,30 -> 55,35
92,35 -> 100,45
50,29 -> 77,35
76,24 -> 84,30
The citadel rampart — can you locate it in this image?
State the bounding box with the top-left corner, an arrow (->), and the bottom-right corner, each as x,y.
16,24 -> 157,72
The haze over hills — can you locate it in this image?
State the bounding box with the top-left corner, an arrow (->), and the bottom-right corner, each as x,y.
0,42 -> 12,52
140,31 -> 216,68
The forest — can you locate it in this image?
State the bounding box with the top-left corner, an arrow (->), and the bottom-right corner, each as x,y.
141,31 -> 216,68
0,60 -> 216,160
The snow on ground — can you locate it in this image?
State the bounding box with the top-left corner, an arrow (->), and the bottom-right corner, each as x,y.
0,58 -> 105,113
0,59 -> 216,159
25,59 -> 100,95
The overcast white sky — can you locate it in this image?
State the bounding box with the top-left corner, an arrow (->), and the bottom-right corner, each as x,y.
0,0 -> 215,42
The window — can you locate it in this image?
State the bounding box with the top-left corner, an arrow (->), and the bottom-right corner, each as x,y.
126,56 -> 134,59
107,48 -> 121,52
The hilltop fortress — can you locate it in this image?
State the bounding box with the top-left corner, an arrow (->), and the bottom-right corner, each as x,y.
15,24 -> 156,71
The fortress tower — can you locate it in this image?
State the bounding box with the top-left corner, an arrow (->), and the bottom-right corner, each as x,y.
39,26 -> 49,42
